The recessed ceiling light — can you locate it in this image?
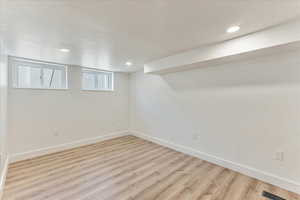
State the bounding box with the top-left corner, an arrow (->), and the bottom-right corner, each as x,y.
125,62 -> 132,66
60,48 -> 70,52
227,26 -> 240,33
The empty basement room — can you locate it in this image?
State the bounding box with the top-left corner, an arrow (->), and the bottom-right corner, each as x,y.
1,1 -> 300,200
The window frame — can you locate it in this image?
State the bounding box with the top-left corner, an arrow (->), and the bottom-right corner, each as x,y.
10,57 -> 69,90
81,68 -> 114,92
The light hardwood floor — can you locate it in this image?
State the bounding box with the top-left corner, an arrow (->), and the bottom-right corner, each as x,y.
3,135 -> 300,200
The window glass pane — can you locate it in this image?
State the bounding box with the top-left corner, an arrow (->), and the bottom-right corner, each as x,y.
43,68 -> 64,89
97,73 -> 112,90
30,67 -> 42,88
12,58 -> 68,89
50,69 -> 63,89
82,72 -> 96,90
97,73 -> 106,90
81,69 -> 113,91
18,66 -> 31,88
43,68 -> 53,88
18,66 -> 42,88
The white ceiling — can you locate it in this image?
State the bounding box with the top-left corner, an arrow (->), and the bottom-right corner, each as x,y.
4,0 -> 300,72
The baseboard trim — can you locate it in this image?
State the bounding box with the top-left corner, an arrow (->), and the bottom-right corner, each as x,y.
9,130 -> 130,163
6,130 -> 300,195
131,130 -> 300,195
0,156 -> 9,200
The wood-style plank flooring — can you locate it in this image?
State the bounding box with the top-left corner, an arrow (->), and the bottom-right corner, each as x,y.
3,136 -> 300,200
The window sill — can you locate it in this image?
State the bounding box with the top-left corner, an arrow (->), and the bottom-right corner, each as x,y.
12,87 -> 69,91
80,89 -> 114,92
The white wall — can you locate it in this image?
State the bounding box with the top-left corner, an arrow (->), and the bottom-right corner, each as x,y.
5,41 -> 300,194
0,43 -> 8,165
0,25 -> 8,198
130,49 -> 300,193
8,66 -> 129,156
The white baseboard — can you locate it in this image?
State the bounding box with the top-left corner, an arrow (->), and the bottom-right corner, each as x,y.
0,156 -> 9,200
6,130 -> 300,195
9,130 -> 130,163
131,130 -> 300,195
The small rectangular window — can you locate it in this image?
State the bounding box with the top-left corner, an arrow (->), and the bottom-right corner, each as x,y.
11,57 -> 68,89
81,68 -> 114,91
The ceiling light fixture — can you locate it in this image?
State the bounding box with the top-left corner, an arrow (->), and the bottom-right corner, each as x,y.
125,62 -> 132,66
227,26 -> 240,33
60,48 -> 70,52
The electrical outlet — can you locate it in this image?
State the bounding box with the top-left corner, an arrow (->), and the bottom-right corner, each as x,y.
275,151 -> 284,161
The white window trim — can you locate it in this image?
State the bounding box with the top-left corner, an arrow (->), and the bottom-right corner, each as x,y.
81,68 -> 114,92
10,57 -> 69,90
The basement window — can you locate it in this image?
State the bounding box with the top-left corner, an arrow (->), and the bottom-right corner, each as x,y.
81,68 -> 114,91
11,57 -> 68,90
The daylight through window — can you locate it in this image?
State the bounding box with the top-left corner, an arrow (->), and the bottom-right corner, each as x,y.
82,68 -> 114,91
11,57 -> 68,89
